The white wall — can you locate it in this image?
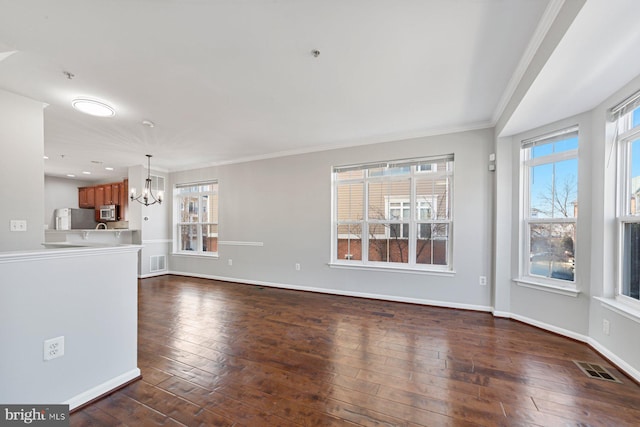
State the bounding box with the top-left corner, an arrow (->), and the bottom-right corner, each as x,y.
0,90 -> 45,251
170,128 -> 495,310
44,176 -> 94,230
0,245 -> 140,408
128,164 -> 170,277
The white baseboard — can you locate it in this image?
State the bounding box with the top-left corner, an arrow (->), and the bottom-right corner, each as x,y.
167,270 -> 493,312
139,270 -> 168,279
507,313 -> 589,342
492,310 -> 511,318
64,368 -> 140,410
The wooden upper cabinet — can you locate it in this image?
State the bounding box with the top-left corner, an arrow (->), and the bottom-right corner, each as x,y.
120,179 -> 128,221
111,182 -> 121,206
104,184 -> 113,205
79,180 -> 128,220
95,185 -> 105,207
78,186 -> 95,209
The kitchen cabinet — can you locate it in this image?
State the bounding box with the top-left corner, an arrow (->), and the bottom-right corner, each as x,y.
81,180 -> 128,221
120,179 -> 128,220
111,182 -> 121,205
78,186 -> 95,208
96,182 -> 121,205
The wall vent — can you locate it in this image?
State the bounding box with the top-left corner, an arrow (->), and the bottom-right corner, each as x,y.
151,175 -> 165,193
150,255 -> 166,272
573,360 -> 621,383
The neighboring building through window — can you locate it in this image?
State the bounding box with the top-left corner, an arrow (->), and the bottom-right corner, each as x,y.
614,94 -> 640,306
521,126 -> 578,285
333,155 -> 453,270
175,181 -> 218,256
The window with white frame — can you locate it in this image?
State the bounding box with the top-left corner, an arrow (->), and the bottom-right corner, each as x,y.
333,155 -> 453,270
521,126 -> 578,285
613,92 -> 640,305
175,181 -> 218,256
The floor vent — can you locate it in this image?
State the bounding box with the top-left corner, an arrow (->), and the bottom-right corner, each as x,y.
150,255 -> 166,272
573,360 -> 621,383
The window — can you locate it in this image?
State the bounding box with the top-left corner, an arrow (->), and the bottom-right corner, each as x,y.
521,126 -> 578,285
333,155 -> 453,270
175,181 -> 218,256
614,93 -> 640,306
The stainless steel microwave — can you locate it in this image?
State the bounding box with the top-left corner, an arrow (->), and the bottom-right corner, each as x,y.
99,204 -> 118,221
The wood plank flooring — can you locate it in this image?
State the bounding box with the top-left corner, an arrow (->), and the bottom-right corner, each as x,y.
70,275 -> 640,426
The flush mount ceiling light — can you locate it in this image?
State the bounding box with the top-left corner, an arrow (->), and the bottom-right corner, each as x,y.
71,98 -> 115,117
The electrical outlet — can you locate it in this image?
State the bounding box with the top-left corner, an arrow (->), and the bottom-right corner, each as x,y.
295,263 -> 301,271
228,259 -> 233,266
10,220 -> 27,232
479,276 -> 487,286
43,336 -> 64,361
603,319 -> 610,336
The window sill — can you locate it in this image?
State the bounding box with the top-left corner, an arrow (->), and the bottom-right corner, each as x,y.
171,252 -> 219,259
513,278 -> 580,297
328,262 -> 455,276
594,297 -> 640,324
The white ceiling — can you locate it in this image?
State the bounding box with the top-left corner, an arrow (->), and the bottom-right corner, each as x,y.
501,0 -> 640,136
2,1 -> 636,182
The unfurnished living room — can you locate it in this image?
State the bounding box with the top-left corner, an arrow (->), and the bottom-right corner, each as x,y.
1,0 -> 640,426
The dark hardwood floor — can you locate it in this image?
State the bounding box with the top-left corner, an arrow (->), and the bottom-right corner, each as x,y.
71,275 -> 640,426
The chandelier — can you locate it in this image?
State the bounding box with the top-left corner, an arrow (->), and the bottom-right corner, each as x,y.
130,155 -> 163,206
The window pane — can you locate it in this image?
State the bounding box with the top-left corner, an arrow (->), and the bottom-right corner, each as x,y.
368,166 -> 410,177
416,177 -> 448,220
529,223 -> 575,281
179,224 -> 198,251
633,107 -> 640,128
554,135 -> 579,153
337,183 -> 363,221
416,224 -> 448,265
531,135 -> 577,159
336,224 -> 362,260
622,223 -> 640,300
201,224 -> 218,253
532,142 -> 553,159
628,139 -> 640,215
369,235 -> 409,263
336,170 -> 364,180
368,180 -> 410,220
179,196 -> 200,222
530,159 -> 577,218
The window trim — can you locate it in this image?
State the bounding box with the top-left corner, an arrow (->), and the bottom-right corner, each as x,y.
331,155 -> 454,272
615,104 -> 640,309
173,180 -> 219,257
520,125 -> 578,288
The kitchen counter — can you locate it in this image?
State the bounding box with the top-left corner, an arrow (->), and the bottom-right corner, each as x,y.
45,229 -> 141,246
